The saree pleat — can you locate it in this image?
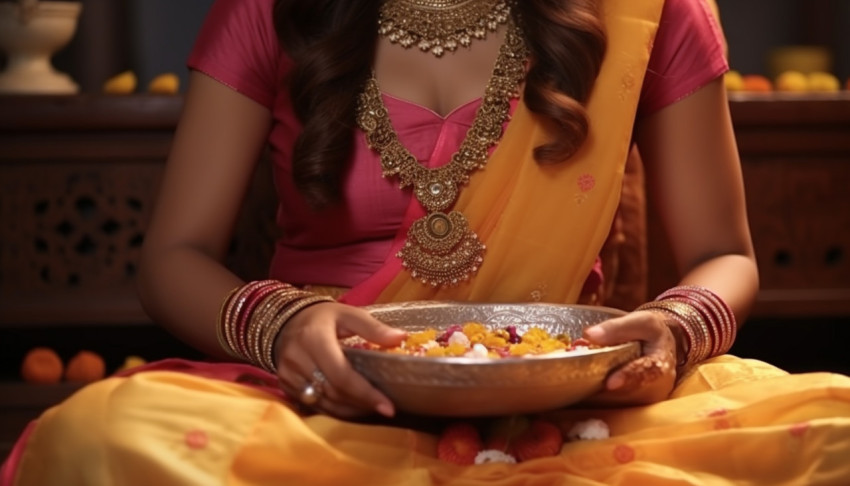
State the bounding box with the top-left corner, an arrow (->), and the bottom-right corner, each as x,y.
10,357 -> 850,485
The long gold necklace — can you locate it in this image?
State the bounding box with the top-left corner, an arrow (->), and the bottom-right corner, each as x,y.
357,20 -> 527,286
378,0 -> 512,57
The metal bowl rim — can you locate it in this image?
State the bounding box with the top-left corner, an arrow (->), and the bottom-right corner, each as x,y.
344,301 -> 638,366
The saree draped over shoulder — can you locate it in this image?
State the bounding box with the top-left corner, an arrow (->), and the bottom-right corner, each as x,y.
344,0 -> 659,306
4,0 -> 850,485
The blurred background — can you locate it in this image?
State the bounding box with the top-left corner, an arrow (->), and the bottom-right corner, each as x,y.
1,0 -> 847,93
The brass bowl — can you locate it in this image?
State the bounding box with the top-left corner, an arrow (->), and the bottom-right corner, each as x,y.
343,301 -> 639,417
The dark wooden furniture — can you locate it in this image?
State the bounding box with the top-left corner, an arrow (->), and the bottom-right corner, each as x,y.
0,94 -> 274,459
648,92 -> 850,379
2,93 -> 850,460
648,92 -> 850,318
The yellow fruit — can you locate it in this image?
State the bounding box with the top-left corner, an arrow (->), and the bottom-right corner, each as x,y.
103,70 -> 137,94
775,70 -> 809,92
807,71 -> 840,92
147,73 -> 180,95
724,70 -> 744,91
117,355 -> 147,373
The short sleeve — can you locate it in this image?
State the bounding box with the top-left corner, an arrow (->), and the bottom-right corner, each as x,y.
638,0 -> 729,117
187,0 -> 283,108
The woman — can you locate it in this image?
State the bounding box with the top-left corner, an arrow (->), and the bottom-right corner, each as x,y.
3,0 -> 849,484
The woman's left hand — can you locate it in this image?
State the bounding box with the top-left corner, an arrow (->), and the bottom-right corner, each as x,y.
582,310 -> 679,405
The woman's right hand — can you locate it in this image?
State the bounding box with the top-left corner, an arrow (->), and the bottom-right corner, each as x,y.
274,302 -> 406,418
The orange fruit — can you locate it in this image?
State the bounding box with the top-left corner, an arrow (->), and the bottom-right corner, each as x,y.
64,350 -> 106,383
741,75 -> 773,92
147,73 -> 180,94
103,70 -> 137,94
21,347 -> 63,384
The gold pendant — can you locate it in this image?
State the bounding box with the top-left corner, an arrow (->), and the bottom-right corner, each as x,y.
398,211 -> 485,286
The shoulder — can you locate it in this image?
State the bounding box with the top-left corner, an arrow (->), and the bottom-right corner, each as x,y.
195,0 -> 278,49
638,0 -> 727,116
660,0 -> 717,21
188,0 -> 285,108
656,0 -> 725,48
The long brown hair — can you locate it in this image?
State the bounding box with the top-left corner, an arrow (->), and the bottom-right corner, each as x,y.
274,0 -> 606,208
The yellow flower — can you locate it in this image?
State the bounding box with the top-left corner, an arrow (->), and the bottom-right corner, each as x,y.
446,342 -> 468,356
405,329 -> 437,348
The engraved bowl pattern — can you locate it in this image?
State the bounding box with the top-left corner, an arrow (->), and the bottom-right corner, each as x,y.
343,301 -> 640,416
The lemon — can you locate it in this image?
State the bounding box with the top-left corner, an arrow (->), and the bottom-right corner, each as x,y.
775,70 -> 809,92
807,72 -> 839,92
148,73 -> 180,94
117,355 -> 147,373
102,70 -> 137,94
724,70 -> 744,91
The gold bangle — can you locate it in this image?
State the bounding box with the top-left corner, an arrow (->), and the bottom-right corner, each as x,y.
248,288 -> 306,366
636,303 -> 692,368
260,295 -> 336,373
216,286 -> 241,356
638,300 -> 710,366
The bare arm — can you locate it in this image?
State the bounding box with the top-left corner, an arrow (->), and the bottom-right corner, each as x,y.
635,76 -> 759,325
586,77 -> 758,404
137,72 -> 403,417
137,71 -> 272,358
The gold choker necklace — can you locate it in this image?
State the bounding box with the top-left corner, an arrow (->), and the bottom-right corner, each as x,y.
357,20 -> 527,286
378,0 -> 512,57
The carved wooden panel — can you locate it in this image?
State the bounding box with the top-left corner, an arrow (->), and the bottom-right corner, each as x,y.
743,157 -> 850,312
0,161 -> 162,325
1,162 -> 159,290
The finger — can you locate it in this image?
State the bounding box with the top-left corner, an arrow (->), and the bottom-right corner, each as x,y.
276,345 -> 330,398
337,308 -> 406,347
583,312 -> 665,346
310,394 -> 375,418
277,373 -> 373,418
303,319 -> 397,417
277,342 -> 365,410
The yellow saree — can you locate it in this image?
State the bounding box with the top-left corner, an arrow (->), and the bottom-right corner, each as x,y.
8,358 -> 850,485
347,0 -> 657,306
4,0 -> 850,485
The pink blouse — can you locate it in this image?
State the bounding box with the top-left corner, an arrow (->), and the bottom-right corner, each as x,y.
187,0 -> 728,288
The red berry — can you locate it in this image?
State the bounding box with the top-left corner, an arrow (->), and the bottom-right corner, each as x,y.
437,422 -> 482,465
506,325 -> 521,344
437,324 -> 464,344
512,419 -> 563,462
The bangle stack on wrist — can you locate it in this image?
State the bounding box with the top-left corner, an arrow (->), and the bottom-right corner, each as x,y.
636,285 -> 737,370
217,280 -> 335,372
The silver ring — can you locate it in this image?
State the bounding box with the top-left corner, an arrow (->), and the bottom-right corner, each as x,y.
299,369 -> 327,406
